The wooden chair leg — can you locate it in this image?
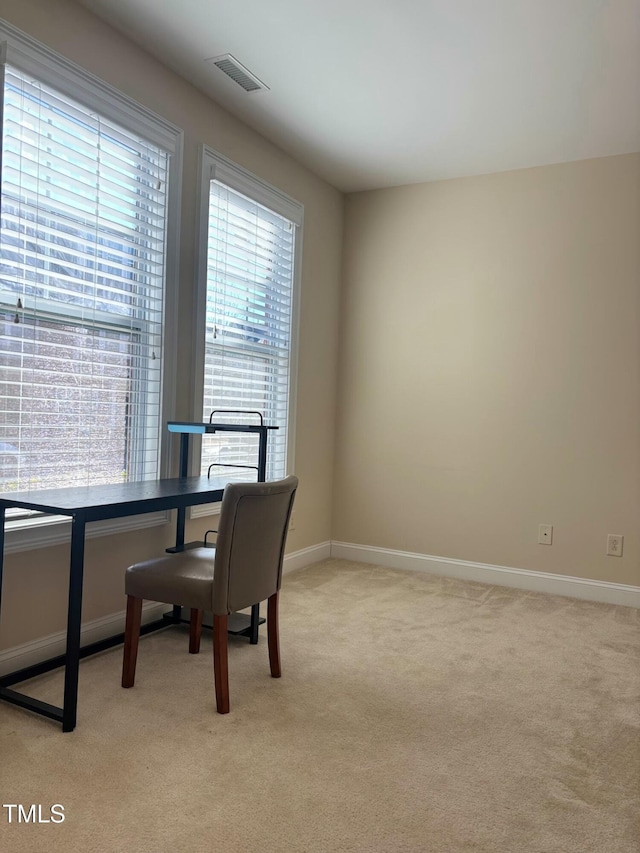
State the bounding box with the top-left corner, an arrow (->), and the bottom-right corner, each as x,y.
268,592 -> 281,678
213,614 -> 229,714
189,608 -> 203,654
122,595 -> 143,688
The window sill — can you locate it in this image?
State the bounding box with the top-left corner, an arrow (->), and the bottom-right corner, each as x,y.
3,511 -> 170,555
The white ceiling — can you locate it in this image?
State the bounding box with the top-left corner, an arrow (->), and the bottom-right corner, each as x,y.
76,0 -> 640,192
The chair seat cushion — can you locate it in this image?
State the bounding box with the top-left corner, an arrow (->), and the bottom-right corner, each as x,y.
125,548 -> 214,610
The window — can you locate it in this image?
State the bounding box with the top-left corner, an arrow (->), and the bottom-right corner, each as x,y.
0,24 -> 181,530
194,149 -> 301,497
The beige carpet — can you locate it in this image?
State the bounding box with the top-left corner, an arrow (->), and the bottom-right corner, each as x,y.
1,558 -> 638,853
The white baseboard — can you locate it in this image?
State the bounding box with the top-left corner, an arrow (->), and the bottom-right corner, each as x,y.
7,538 -> 631,677
284,541 -> 331,574
0,601 -> 167,678
330,541 -> 640,608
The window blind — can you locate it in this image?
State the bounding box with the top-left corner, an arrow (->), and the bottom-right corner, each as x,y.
202,180 -> 296,481
0,64 -> 168,494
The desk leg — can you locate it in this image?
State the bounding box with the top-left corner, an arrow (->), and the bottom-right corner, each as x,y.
173,433 -> 189,620
175,507 -> 186,550
62,515 -> 86,733
249,603 -> 260,644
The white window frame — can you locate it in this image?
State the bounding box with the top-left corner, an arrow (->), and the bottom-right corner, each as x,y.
0,20 -> 182,551
191,146 -> 302,517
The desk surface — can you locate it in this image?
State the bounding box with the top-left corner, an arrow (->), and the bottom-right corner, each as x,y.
0,475 -> 229,520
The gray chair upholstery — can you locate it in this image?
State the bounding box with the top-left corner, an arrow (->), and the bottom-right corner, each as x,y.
121,475 -> 298,713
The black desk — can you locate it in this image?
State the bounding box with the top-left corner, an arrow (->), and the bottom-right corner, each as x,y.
0,475 -> 227,732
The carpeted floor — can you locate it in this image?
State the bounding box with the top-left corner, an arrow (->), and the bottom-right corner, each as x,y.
1,558 -> 638,852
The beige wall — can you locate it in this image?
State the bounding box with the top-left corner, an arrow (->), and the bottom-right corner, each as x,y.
335,154 -> 639,586
0,0 -> 343,648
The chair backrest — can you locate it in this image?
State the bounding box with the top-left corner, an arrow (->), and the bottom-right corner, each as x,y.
212,475 -> 298,615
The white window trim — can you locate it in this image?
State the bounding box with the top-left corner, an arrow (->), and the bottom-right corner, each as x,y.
3,512 -> 170,555
190,146 -> 302,518
0,19 -> 183,549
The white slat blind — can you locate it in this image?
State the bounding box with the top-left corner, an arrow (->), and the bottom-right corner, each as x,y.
0,64 -> 168,494
202,179 -> 296,481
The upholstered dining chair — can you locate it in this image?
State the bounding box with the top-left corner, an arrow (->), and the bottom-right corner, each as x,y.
121,475 -> 298,713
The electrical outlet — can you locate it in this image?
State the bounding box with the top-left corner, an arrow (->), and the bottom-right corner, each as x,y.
538,523 -> 553,545
607,534 -> 623,557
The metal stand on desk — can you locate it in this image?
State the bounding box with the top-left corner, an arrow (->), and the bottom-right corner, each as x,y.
165,411 -> 278,644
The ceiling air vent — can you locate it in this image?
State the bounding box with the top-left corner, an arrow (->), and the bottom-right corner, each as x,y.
206,54 -> 269,93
